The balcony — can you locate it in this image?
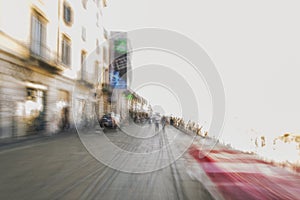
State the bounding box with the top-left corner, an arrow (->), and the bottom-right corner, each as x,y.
101,83 -> 112,94
77,70 -> 97,88
28,40 -> 64,73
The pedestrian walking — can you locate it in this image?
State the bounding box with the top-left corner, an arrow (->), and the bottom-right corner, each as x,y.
170,117 -> 174,126
154,113 -> 160,132
161,116 -> 167,132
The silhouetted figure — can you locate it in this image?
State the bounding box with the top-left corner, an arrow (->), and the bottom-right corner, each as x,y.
62,106 -> 70,130
154,114 -> 160,132
161,116 -> 167,132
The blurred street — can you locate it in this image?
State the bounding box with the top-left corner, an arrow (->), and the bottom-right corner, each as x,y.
1,124 -> 299,200
0,125 -> 213,200
1,1 -> 300,199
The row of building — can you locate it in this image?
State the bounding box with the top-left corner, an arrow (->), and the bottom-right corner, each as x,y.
0,0 -> 147,138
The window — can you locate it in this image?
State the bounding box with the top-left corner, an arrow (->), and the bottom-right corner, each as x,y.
31,12 -> 47,57
96,40 -> 100,54
82,0 -> 88,9
80,51 -> 87,80
81,51 -> 87,71
62,35 -> 71,66
63,2 -> 73,25
81,26 -> 86,41
103,46 -> 107,64
95,61 -> 99,82
104,68 -> 108,83
100,67 -> 105,84
96,13 -> 99,27
103,0 -> 107,7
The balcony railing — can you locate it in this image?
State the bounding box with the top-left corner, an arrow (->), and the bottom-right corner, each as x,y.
29,40 -> 64,72
101,83 -> 112,94
30,40 -> 56,63
77,70 -> 97,87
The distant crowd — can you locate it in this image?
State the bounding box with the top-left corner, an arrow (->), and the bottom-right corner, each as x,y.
170,117 -> 208,137
129,110 -> 208,137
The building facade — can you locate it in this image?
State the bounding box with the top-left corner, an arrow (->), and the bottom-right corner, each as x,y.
0,0 -> 109,138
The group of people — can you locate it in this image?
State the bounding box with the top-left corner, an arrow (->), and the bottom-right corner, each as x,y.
169,117 -> 208,137
153,114 -> 167,132
129,110 -> 150,124
129,110 -> 208,137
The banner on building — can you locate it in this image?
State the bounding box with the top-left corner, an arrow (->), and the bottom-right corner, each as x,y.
110,38 -> 127,89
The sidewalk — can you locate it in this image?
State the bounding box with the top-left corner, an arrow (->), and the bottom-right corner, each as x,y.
0,128 -> 76,150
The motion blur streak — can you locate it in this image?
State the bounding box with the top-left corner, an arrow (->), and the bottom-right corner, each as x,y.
189,145 -> 300,200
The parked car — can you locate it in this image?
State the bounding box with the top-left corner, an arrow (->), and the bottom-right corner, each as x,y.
99,114 -> 117,129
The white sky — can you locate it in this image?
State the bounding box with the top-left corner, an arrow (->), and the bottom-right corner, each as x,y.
102,0 -> 300,153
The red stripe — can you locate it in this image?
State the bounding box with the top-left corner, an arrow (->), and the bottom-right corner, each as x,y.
189,145 -> 300,200
190,147 -> 271,164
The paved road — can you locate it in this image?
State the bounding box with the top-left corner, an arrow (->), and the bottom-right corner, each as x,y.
0,124 -> 213,200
